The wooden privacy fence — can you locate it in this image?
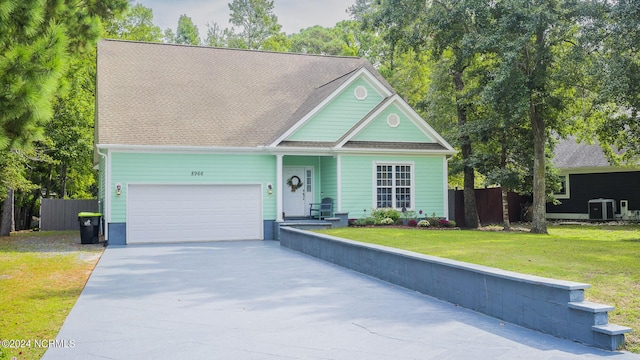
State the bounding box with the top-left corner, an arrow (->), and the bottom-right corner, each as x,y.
40,199 -> 99,231
449,188 -> 532,227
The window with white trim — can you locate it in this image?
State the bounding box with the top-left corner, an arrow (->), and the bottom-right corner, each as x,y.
306,169 -> 312,192
554,174 -> 570,199
376,164 -> 412,209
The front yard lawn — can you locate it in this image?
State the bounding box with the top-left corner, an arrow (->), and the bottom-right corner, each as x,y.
0,231 -> 104,360
318,224 -> 640,353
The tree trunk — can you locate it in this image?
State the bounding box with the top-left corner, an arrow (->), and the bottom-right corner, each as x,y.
59,162 -> 68,198
530,104 -> 548,234
529,28 -> 548,235
28,189 -> 39,229
0,188 -> 14,236
501,187 -> 511,230
453,70 -> 479,229
501,133 -> 510,231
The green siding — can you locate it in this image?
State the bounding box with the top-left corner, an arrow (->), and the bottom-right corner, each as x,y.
353,105 -> 434,143
340,155 -> 445,219
110,152 -> 276,222
320,157 -> 337,204
287,78 -> 384,142
283,156 -> 319,167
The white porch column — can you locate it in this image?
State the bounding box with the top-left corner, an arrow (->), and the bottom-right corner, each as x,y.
336,154 -> 342,212
276,154 -> 283,222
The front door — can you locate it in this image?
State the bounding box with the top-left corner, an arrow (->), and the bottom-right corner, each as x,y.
283,166 -> 312,218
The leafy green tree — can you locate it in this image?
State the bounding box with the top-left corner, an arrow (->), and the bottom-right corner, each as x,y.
290,26 -> 345,55
287,21 -> 382,57
44,53 -> 97,199
174,14 -> 201,45
205,22 -> 226,47
228,0 -> 282,49
0,149 -> 45,234
587,0 -> 640,164
474,90 -> 534,229
354,0 -> 414,71
0,0 -> 126,234
482,0 -> 588,234
380,49 -> 433,107
0,1 -> 68,151
104,3 -> 163,42
260,32 -> 291,52
373,0 -> 487,228
334,20 -> 385,60
164,28 -> 176,43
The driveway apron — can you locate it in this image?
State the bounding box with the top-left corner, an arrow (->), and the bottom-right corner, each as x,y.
43,241 -> 639,360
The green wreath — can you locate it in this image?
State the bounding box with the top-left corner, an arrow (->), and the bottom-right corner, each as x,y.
287,176 -> 303,192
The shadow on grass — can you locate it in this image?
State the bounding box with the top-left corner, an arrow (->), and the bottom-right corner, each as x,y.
28,287 -> 84,301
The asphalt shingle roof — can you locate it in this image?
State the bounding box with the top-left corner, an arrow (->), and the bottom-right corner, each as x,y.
553,137 -> 612,169
96,40 -> 391,148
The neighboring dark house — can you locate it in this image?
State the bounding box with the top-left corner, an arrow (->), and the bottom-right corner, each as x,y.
546,137 -> 640,221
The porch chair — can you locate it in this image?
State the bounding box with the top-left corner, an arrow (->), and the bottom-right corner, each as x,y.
309,197 -> 333,220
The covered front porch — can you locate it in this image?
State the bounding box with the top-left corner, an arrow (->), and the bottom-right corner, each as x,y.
276,154 -> 339,222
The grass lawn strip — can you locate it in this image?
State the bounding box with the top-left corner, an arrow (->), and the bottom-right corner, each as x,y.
319,225 -> 640,353
0,231 -> 104,360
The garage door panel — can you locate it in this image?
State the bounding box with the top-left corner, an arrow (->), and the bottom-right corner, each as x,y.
127,184 -> 262,244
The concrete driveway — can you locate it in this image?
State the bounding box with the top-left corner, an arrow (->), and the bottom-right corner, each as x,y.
44,240 -> 639,359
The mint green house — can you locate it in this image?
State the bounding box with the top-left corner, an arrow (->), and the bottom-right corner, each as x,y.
95,39 -> 455,245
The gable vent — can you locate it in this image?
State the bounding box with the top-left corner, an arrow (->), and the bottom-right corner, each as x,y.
354,86 -> 368,100
387,113 -> 400,128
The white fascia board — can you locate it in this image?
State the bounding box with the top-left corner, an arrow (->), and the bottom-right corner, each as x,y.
270,149 -> 336,157
267,143 -> 457,156
96,144 -> 269,154
358,67 -> 394,98
334,147 -> 456,156
558,166 -> 640,175
268,67 -> 394,147
336,94 -> 456,152
265,144 -> 455,156
336,96 -> 394,148
395,97 -> 456,152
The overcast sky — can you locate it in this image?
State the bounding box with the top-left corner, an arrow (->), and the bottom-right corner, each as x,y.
134,0 -> 355,39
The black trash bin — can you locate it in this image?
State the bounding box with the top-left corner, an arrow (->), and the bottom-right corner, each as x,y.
78,212 -> 102,244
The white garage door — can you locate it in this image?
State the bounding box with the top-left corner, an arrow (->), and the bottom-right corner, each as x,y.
127,184 -> 262,244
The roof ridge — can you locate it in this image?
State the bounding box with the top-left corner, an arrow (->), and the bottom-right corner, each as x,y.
316,67 -> 363,89
100,38 -> 363,60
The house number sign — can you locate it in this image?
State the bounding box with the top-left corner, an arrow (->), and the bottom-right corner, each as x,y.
191,171 -> 204,176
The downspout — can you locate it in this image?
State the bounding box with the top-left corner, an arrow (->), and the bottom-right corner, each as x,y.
444,155 -> 452,220
96,147 -> 110,240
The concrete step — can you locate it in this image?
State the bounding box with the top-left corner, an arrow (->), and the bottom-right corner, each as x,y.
592,324 -> 633,351
568,301 -> 614,313
592,324 -> 633,335
568,301 -> 633,350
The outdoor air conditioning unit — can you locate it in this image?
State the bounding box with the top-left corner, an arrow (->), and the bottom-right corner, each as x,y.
588,198 -> 616,221
620,200 -> 629,219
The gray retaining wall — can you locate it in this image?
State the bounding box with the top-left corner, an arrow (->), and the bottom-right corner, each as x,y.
279,227 -> 632,351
